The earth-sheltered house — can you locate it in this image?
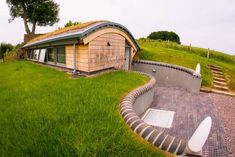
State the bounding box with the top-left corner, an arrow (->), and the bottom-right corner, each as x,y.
23,21 -> 139,74
22,20 -> 210,157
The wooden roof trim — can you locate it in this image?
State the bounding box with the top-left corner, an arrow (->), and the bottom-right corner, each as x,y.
82,28 -> 138,51
23,22 -> 140,50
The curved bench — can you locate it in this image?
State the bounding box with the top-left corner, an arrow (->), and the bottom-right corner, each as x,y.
120,71 -> 211,156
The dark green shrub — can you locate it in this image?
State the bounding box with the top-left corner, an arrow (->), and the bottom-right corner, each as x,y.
148,31 -> 181,44
0,43 -> 14,59
64,20 -> 81,27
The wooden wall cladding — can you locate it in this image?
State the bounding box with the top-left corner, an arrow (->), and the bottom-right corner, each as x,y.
66,45 -> 89,71
88,33 -> 125,72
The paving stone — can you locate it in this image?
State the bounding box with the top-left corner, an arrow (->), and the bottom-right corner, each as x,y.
210,93 -> 235,157
151,85 -> 229,157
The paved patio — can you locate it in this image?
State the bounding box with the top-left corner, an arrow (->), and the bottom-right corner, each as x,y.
150,85 -> 229,157
209,93 -> 235,157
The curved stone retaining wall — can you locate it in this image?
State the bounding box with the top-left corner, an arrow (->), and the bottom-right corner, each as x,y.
120,72 -> 188,156
132,60 -> 202,93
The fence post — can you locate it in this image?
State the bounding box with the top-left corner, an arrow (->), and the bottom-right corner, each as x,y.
207,48 -> 210,59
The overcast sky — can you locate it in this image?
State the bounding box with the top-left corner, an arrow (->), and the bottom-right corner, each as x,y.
0,0 -> 235,55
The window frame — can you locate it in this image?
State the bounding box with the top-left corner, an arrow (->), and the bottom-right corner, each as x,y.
45,46 -> 66,66
33,49 -> 40,60
27,46 -> 66,67
46,47 -> 55,63
56,46 -> 66,65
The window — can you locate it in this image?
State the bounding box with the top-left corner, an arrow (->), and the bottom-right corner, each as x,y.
45,47 -> 66,65
33,49 -> 40,60
27,49 -> 39,60
27,50 -> 31,59
56,47 -> 65,64
32,50 -> 35,59
47,48 -> 54,62
30,50 -> 34,59
39,49 -> 46,62
27,50 -> 34,59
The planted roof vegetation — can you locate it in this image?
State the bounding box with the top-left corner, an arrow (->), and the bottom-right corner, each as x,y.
24,21 -> 140,50
28,21 -> 108,43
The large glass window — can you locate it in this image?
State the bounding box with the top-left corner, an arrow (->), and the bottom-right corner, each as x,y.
27,50 -> 31,59
39,49 -> 46,62
47,48 -> 54,62
57,47 -> 65,64
45,47 -> 66,64
28,50 -> 34,59
30,50 -> 34,59
33,49 -> 40,60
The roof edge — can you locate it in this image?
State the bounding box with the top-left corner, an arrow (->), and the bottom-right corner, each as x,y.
23,21 -> 139,50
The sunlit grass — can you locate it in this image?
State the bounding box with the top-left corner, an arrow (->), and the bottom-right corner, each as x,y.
0,61 -> 165,157
137,39 -> 235,91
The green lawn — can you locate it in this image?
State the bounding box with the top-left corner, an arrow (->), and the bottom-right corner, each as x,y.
137,39 -> 235,91
0,61 -> 165,157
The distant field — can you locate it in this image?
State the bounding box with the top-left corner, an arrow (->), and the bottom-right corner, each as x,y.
137,39 -> 235,91
0,61 -> 165,157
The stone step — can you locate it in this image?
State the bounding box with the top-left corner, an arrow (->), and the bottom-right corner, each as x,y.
200,88 -> 235,97
213,84 -> 229,91
209,66 -> 221,72
213,80 -> 227,86
200,87 -> 212,93
212,73 -> 224,78
211,70 -> 223,75
213,77 -> 226,82
208,64 -> 221,69
211,89 -> 235,97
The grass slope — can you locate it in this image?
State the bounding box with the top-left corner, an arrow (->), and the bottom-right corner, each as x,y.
0,61 -> 165,157
137,39 -> 235,91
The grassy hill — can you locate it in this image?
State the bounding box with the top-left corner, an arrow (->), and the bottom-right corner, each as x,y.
137,39 -> 235,92
0,61 -> 165,157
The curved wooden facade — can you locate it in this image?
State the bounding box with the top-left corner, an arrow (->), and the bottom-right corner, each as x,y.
23,21 -> 139,73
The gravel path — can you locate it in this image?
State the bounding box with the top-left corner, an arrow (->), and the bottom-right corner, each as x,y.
150,85 -> 229,157
210,94 -> 235,157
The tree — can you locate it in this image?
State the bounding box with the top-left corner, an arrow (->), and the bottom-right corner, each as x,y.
6,0 -> 60,35
148,31 -> 181,44
64,20 -> 81,27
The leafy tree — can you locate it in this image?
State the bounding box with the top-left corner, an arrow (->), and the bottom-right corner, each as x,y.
148,31 -> 181,44
64,20 -> 81,27
6,0 -> 60,35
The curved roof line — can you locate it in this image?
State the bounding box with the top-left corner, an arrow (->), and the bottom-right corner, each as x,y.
23,22 -> 140,50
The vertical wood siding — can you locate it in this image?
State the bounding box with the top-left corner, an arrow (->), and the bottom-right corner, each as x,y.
66,45 -> 73,69
77,45 -> 89,72
66,45 -> 89,72
88,33 -> 125,72
65,33 -> 136,73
